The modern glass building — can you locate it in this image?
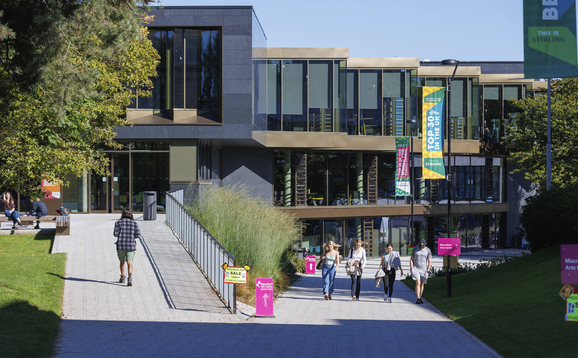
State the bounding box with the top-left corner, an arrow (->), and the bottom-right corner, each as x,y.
10,6 -> 541,256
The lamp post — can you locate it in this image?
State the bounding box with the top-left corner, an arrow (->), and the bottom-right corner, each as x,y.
441,59 -> 459,298
407,117 -> 417,248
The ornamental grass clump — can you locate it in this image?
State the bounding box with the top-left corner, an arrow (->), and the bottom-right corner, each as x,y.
188,185 -> 300,284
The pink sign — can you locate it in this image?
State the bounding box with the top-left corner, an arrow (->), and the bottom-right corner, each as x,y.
306,256 -> 316,274
561,245 -> 578,284
255,278 -> 274,316
438,238 -> 461,255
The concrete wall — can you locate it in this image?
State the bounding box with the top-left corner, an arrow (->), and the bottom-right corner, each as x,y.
221,147 -> 273,202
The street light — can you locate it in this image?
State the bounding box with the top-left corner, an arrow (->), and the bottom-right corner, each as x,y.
407,117 -> 417,248
441,59 -> 459,298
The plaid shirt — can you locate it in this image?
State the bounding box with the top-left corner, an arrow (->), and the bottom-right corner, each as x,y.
114,218 -> 140,251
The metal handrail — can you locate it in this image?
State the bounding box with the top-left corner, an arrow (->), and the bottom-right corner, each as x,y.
165,188 -> 237,313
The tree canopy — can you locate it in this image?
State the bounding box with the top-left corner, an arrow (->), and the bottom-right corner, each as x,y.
504,78 -> 578,192
0,0 -> 158,197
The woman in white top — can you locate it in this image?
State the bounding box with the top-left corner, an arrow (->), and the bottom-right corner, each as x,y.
379,243 -> 404,303
347,239 -> 366,301
320,240 -> 340,300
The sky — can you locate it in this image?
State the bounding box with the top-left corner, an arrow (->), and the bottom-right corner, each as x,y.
154,0 -> 525,62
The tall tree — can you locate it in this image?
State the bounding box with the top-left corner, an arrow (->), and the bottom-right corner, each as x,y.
0,0 -> 158,196
505,78 -> 578,191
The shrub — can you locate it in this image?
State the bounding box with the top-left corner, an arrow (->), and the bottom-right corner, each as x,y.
188,185 -> 300,283
521,185 -> 578,252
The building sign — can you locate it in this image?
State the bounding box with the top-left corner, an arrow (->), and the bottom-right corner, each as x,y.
395,136 -> 411,196
255,278 -> 274,316
561,245 -> 578,284
438,238 -> 461,256
422,87 -> 446,179
223,266 -> 247,285
306,256 -> 316,274
524,0 -> 578,78
42,179 -> 61,199
566,294 -> 578,322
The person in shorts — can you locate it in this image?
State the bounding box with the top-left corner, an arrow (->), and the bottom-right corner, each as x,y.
410,239 -> 432,304
114,208 -> 141,286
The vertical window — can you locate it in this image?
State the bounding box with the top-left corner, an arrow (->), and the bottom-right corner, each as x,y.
469,77 -> 481,140
335,60 -> 347,133
483,85 -> 502,143
449,78 -> 467,139
504,85 -> 522,138
282,60 -> 307,131
255,60 -> 281,131
382,70 -> 404,136
327,152 -> 347,205
309,61 -> 333,132
307,153 -> 326,206
346,70 -> 359,134
359,70 -> 382,135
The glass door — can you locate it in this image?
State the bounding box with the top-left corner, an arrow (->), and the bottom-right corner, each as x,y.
90,171 -> 109,212
90,154 -> 130,213
112,153 -> 130,212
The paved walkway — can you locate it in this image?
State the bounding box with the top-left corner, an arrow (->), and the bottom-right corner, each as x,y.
50,214 -> 516,357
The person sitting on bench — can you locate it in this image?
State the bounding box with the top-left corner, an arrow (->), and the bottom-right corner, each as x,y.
29,198 -> 49,229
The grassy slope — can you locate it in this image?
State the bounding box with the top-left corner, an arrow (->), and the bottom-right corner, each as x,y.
0,234 -> 65,358
404,247 -> 574,357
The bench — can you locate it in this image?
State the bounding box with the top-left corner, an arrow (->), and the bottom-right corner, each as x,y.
0,214 -> 70,235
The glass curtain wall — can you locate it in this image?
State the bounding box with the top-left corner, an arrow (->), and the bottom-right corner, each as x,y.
130,28 -> 222,122
273,151 -> 504,206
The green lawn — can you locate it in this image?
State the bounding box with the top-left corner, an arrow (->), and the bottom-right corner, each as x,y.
403,246 -> 574,358
0,234 -> 65,358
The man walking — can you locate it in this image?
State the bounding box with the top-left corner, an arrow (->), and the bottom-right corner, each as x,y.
410,239 -> 432,304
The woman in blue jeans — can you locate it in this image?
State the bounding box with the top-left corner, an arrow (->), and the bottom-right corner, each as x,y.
321,240 -> 340,300
3,192 -> 23,230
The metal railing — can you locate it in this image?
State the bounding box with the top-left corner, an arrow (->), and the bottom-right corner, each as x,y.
165,189 -> 237,313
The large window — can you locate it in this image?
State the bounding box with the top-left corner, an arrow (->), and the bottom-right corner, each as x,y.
131,28 -> 222,122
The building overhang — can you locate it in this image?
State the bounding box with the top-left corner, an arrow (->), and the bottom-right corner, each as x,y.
252,131 -> 480,153
279,203 -> 509,219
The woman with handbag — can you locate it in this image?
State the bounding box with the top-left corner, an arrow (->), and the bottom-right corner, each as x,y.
347,239 -> 366,301
320,240 -> 340,300
379,243 -> 404,303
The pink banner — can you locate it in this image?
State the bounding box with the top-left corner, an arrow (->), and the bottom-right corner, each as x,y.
438,238 -> 461,255
255,278 -> 274,316
561,245 -> 578,284
306,256 -> 316,274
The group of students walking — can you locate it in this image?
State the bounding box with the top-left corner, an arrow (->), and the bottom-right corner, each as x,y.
320,238 -> 432,303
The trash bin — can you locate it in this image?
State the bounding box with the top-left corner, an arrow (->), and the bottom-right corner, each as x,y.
143,191 -> 157,221
295,248 -> 305,260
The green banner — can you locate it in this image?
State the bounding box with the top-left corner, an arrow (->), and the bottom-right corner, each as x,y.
395,137 -> 410,197
524,0 -> 578,78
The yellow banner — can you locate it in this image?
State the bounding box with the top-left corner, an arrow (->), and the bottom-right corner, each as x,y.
422,86 -> 446,179
224,266 -> 247,285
